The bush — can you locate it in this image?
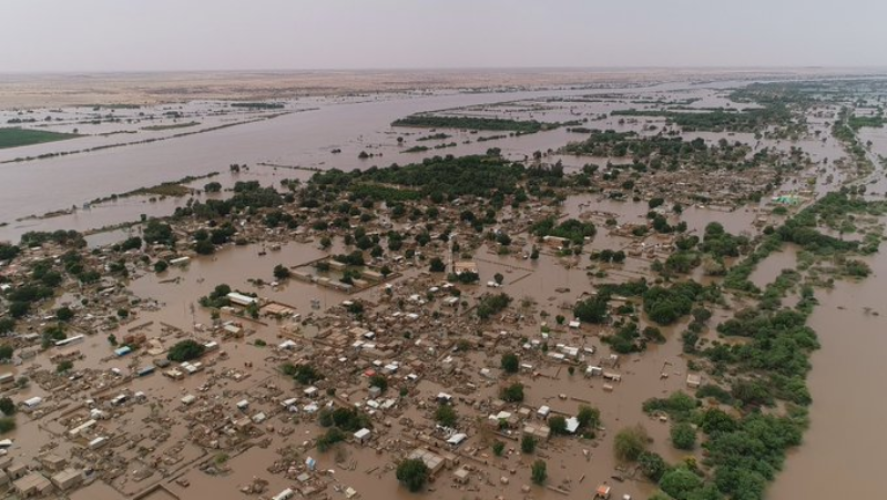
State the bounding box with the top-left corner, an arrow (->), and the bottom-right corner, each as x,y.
643,391 -> 698,421
549,415 -> 568,435
0,319 -> 14,335
0,417 -> 15,434
429,257 -> 446,273
331,407 -> 370,432
0,397 -> 15,416
659,467 -> 703,500
492,441 -> 505,456
56,307 -> 74,322
0,345 -> 14,360
670,422 -> 697,450
273,264 -> 291,280
574,296 -> 608,324
435,404 -> 458,427
369,374 -> 388,392
577,405 -> 600,430
501,352 -> 519,373
531,459 -> 547,485
154,260 -> 169,273
477,293 -> 512,319
521,434 -> 537,454
614,425 -> 648,461
501,382 -> 524,403
167,340 -> 206,362
396,458 -> 429,492
316,427 -> 345,452
282,363 -> 324,385
638,451 -> 667,482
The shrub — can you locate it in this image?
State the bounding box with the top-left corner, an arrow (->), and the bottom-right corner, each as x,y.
549,415 -> 568,435
167,339 -> 205,362
0,397 -> 15,416
501,382 -> 524,403
492,441 -> 505,456
521,434 -> 537,454
577,405 -> 600,430
435,405 -> 458,427
0,417 -> 15,434
316,427 -> 345,452
531,459 -> 547,485
614,425 -> 649,461
670,422 -> 697,450
638,451 -> 667,482
501,352 -> 519,373
396,458 -> 429,492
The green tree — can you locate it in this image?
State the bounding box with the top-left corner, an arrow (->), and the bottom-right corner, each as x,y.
282,363 -> 324,385
0,345 -> 14,360
369,374 -> 388,393
577,405 -> 600,430
273,264 -> 291,280
494,272 -> 504,285
0,397 -> 16,416
316,427 -> 345,452
167,339 -> 206,362
56,360 -> 73,373
434,404 -> 458,427
0,318 -> 14,335
659,467 -> 703,500
549,415 -> 568,435
531,459 -> 547,485
614,425 -> 648,462
501,352 -> 519,373
154,260 -> 168,273
0,417 -> 15,434
194,239 -> 215,255
501,382 -> 524,402
56,307 -> 74,322
670,422 -> 696,450
429,257 -> 446,273
574,296 -> 608,324
521,434 -> 537,454
492,441 -> 505,456
638,451 -> 667,482
396,458 -> 429,492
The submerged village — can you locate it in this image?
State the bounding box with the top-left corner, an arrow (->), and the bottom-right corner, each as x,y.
1,78 -> 887,500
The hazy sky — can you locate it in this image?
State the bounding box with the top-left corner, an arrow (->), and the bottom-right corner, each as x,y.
2,0 -> 886,72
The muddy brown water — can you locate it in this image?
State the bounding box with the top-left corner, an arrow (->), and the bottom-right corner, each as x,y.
768,247 -> 887,499
1,83 -> 749,242
2,80 -> 887,499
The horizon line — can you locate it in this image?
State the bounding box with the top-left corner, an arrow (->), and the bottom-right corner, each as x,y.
3,65 -> 887,76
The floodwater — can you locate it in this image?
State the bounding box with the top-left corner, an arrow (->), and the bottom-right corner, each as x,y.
769,248 -> 887,499
0,82 -> 738,242
3,77 -> 887,500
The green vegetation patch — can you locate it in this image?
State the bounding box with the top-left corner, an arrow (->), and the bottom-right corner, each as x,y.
142,121 -> 201,131
0,128 -> 81,149
392,114 -> 556,133
230,102 -> 285,109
